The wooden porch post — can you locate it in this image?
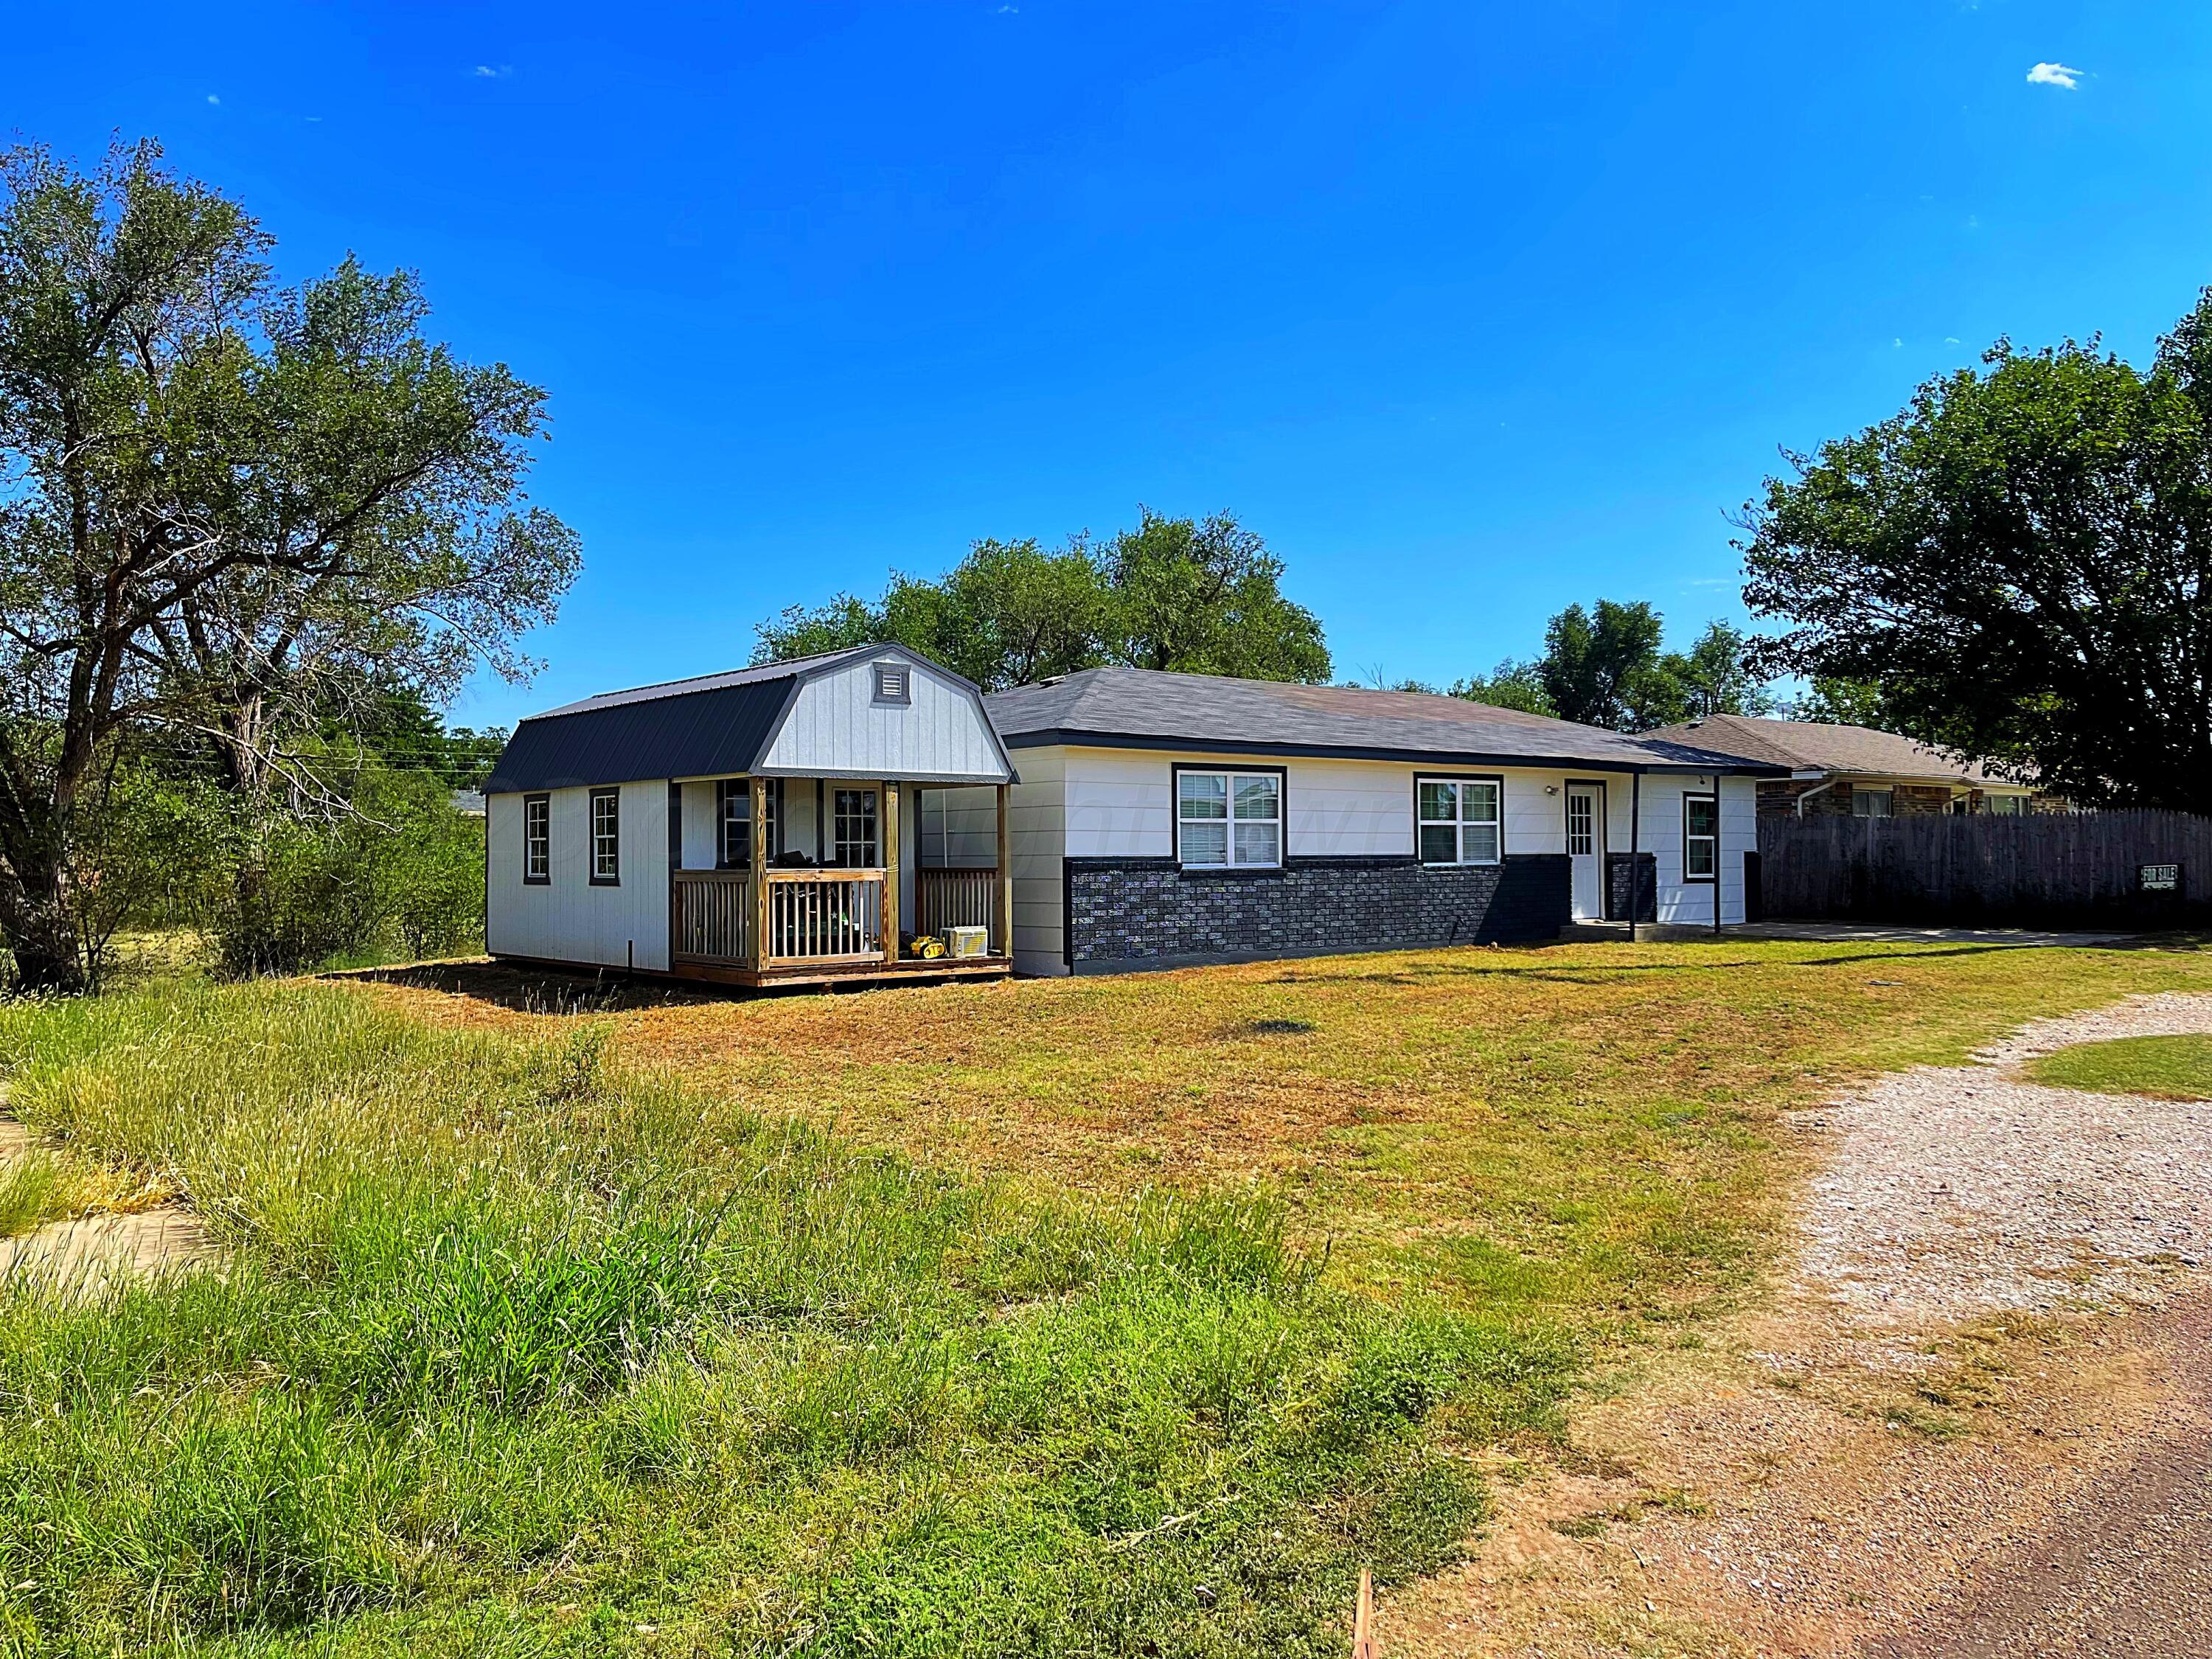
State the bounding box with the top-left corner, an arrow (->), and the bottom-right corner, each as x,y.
995,782 -> 1012,960
881,779 -> 900,964
749,774 -> 769,965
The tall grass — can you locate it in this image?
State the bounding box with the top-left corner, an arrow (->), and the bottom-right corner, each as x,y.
0,985 -> 1573,1656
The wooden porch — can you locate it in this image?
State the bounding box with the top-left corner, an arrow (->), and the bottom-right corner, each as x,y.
667,775 -> 1013,989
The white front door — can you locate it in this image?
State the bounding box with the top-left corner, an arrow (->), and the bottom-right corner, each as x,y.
1567,784 -> 1604,919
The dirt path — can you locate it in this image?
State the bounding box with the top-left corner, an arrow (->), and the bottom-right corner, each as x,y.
0,1088 -> 214,1293
1386,992 -> 2212,1658
1870,1293 -> 2212,1658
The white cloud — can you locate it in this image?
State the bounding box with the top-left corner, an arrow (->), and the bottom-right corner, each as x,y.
2026,61 -> 2082,89
1944,336 -> 1961,345
205,93 -> 220,105
473,63 -> 512,77
1893,338 -> 1903,349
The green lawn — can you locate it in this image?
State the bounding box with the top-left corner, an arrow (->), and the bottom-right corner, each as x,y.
0,936 -> 2206,1656
2025,1032 -> 2212,1099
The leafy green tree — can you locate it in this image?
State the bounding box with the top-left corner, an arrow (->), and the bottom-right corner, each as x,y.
751,593 -> 884,664
1534,600 -> 1666,728
1782,676 -> 1886,726
1741,293 -> 2212,808
754,509 -> 1330,689
1449,658 -> 1555,716
1098,509 -> 1330,682
0,140 -> 577,990
1654,621 -> 1776,723
1450,607 -> 1771,729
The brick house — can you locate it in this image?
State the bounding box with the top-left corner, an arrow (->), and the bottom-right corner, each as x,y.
1642,714 -> 2046,820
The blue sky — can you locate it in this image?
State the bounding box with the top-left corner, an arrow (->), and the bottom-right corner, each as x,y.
7,2 -> 2209,726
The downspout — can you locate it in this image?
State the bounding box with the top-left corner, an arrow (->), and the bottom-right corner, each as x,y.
1627,768 -> 1641,943
1793,777 -> 1839,817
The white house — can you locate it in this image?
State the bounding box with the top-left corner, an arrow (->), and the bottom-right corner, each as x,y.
975,669 -> 1777,977
482,649 -> 1778,986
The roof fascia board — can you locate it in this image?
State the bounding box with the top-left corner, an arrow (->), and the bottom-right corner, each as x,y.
1003,728 -> 1786,776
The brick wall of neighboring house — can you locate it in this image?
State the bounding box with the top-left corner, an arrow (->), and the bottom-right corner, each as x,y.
1891,783 -> 1955,815
1756,776 -> 1989,817
1756,779 -> 1851,818
1062,853 -> 1571,971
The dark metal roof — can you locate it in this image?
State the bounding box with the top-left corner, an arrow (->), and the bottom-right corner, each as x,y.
486,643 -> 1019,793
487,674 -> 797,793
983,668 -> 1784,774
532,644 -> 881,718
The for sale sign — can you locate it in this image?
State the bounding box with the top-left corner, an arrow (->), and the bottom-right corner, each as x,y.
2140,863 -> 2181,891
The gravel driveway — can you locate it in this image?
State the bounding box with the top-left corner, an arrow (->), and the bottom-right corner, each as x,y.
1795,992 -> 2212,1322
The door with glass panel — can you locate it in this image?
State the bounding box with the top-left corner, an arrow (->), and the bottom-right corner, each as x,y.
1565,782 -> 1605,920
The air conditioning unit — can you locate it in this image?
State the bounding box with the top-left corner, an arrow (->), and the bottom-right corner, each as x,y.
946,925 -> 990,959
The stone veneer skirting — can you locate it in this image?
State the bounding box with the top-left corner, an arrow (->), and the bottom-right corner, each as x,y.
1064,854 -> 1571,972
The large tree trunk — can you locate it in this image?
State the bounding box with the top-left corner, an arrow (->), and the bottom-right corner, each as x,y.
0,858 -> 86,995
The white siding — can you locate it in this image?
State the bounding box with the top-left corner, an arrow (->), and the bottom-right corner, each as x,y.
1061,748 -> 1582,860
678,780 -> 719,869
1003,745 -> 1068,976
922,785 -> 1001,868
1017,747 -> 1757,959
1618,771 -> 1754,925
487,781 -> 672,970
759,656 -> 1008,782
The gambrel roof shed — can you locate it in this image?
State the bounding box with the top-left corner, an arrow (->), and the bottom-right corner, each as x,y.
487,644 -> 1019,793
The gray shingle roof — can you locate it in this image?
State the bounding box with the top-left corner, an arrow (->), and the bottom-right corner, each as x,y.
1644,714 -> 2024,785
984,668 -> 1780,773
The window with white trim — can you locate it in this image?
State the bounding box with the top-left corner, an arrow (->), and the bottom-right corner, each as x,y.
1986,793 -> 2025,816
1416,776 -> 1501,865
522,794 -> 549,883
589,788 -> 621,885
1683,792 -> 1718,882
1177,770 -> 1281,867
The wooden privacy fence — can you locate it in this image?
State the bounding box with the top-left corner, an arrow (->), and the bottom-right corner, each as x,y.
1757,809 -> 2212,928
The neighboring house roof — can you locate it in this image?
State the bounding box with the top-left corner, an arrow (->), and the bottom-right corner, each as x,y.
1643,713 -> 2028,787
984,667 -> 1782,774
485,643 -> 1014,793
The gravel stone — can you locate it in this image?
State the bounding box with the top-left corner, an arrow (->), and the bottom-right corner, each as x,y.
1796,993 -> 2212,1321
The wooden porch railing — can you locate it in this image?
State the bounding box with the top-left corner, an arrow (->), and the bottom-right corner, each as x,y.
672,870 -> 752,963
917,866 -> 1000,950
764,867 -> 886,963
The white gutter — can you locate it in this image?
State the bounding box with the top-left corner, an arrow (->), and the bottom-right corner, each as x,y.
1794,778 -> 1840,817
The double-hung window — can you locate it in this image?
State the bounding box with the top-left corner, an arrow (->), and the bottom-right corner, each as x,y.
1416,776 -> 1501,866
1176,770 -> 1281,868
1850,787 -> 1893,818
589,788 -> 621,885
717,779 -> 777,869
522,794 -> 550,884
1683,792 -> 1718,882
